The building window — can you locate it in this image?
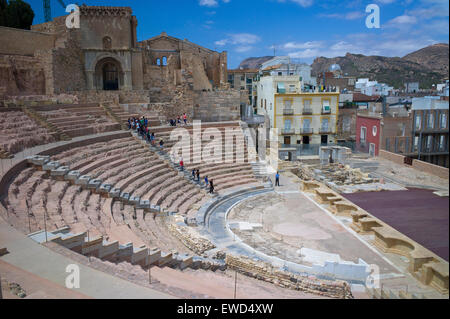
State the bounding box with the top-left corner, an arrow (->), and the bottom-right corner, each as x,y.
302,118 -> 312,134
415,114 -> 421,130
284,100 -> 292,109
372,126 -> 377,137
284,119 -> 291,131
414,136 -> 419,151
401,123 -> 406,137
439,135 -> 446,151
440,113 -> 447,129
278,72 -> 282,76
321,118 -> 329,133
360,127 -> 367,145
289,85 -> 296,93
426,135 -> 433,150
428,112 -> 434,128
156,58 -> 161,66
322,99 -> 331,113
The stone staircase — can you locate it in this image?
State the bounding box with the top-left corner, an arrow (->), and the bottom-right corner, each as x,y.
100,103 -> 128,130
250,160 -> 273,179
28,227 -> 225,272
22,106 -> 71,141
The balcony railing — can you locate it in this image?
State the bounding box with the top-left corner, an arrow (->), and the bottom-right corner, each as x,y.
302,108 -> 313,115
283,108 -> 294,116
281,129 -> 295,135
300,127 -> 313,134
319,127 -> 332,134
417,126 -> 450,133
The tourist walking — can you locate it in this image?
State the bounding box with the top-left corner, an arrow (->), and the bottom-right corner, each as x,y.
196,169 -> 200,182
209,179 -> 214,194
204,175 -> 209,187
183,113 -> 187,125
159,139 -> 164,149
275,172 -> 280,187
192,168 -> 196,180
180,158 -> 184,171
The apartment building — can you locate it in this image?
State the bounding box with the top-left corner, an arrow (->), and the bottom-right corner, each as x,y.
257,74 -> 339,146
410,96 -> 449,167
227,69 -> 258,108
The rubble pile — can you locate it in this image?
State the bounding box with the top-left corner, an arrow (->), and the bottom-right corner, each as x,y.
225,254 -> 353,299
166,216 -> 216,255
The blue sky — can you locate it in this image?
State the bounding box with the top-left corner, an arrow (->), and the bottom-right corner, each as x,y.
26,0 -> 449,68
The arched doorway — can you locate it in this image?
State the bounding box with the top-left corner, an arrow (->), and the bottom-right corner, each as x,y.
94,57 -> 123,91
103,62 -> 119,90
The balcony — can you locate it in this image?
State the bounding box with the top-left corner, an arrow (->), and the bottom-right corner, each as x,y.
417,126 -> 449,134
300,127 -> 313,134
302,108 -> 313,115
319,127 -> 333,134
321,107 -> 331,115
281,129 -> 295,135
283,108 -> 294,116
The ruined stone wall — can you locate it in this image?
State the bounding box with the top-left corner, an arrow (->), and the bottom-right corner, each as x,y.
0,55 -> 46,97
193,89 -> 240,122
51,30 -> 86,94
181,51 -> 212,91
0,26 -> 56,56
139,34 -> 226,88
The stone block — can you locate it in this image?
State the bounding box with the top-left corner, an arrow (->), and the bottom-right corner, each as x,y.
99,184 -> 112,195
148,249 -> 161,266
138,200 -> 150,210
75,175 -> 91,186
88,179 -> 102,190
42,161 -> 60,171
50,166 -> 70,177
129,196 -> 140,205
109,188 -> 121,198
27,155 -> 50,166
157,252 -> 173,267
120,192 -> 131,203
179,255 -> 194,270
150,205 -> 160,213
66,170 -> 81,182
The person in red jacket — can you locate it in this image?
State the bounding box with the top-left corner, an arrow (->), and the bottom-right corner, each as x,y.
180,158 -> 184,171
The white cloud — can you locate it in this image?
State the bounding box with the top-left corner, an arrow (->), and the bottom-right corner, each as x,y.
277,0 -> 314,8
235,46 -> 253,53
320,11 -> 365,20
199,0 -> 231,7
199,0 -> 218,7
387,14 -> 418,26
283,41 -> 323,50
215,33 -> 261,46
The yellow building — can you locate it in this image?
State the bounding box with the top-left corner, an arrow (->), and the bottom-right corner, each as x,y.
274,92 -> 339,146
